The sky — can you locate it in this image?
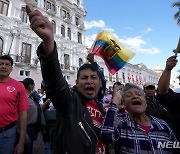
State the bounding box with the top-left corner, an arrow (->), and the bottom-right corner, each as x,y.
83,0 -> 180,74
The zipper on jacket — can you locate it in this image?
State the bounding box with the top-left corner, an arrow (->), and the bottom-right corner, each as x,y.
83,113 -> 98,150
78,121 -> 92,153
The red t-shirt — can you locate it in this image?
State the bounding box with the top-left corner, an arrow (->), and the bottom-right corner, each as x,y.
0,78 -> 29,127
86,101 -> 105,154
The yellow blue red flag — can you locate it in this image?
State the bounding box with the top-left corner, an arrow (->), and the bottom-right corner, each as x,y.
90,30 -> 135,75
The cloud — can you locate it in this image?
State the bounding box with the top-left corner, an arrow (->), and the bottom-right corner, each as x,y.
84,20 -> 159,55
123,26 -> 133,30
85,28 -> 115,48
103,28 -> 114,33
144,27 -> 153,33
119,36 -> 160,54
84,20 -> 105,29
85,34 -> 97,48
85,34 -> 160,54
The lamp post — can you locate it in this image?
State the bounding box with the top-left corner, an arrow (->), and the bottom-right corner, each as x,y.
172,1 -> 180,55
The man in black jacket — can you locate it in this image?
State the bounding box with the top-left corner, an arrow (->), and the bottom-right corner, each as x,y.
157,55 -> 180,141
27,7 -> 105,154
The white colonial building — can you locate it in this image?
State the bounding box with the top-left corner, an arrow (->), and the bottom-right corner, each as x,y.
0,0 -> 162,89
0,0 -> 87,88
93,56 -> 161,90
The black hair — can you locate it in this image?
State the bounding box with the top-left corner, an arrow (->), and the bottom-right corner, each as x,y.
113,81 -> 123,88
22,78 -> 35,89
0,55 -> 13,66
77,63 -> 100,79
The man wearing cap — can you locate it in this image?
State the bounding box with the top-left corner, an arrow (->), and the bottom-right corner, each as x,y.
143,82 -> 171,126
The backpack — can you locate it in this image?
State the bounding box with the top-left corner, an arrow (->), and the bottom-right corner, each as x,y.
29,91 -> 45,139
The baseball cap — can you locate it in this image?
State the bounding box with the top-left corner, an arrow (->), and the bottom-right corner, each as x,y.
143,82 -> 155,88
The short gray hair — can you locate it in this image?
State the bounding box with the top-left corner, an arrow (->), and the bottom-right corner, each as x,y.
121,83 -> 145,102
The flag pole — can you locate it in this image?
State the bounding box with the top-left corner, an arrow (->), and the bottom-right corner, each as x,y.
174,37 -> 180,56
24,0 -> 34,12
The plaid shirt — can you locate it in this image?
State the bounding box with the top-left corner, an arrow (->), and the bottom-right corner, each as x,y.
101,103 -> 177,154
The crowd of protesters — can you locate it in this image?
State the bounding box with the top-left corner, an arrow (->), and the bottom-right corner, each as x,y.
0,4 -> 180,154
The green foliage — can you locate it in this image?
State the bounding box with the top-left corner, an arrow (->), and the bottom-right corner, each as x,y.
172,1 -> 180,24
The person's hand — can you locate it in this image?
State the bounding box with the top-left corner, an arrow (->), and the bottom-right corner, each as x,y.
41,98 -> 51,110
112,86 -> 122,106
87,53 -> 95,63
45,99 -> 51,105
26,5 -> 54,53
165,55 -> 178,71
14,142 -> 24,154
24,134 -> 30,146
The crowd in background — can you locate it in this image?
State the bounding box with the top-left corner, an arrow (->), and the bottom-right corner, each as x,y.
1,53 -> 179,154
0,5 -> 180,154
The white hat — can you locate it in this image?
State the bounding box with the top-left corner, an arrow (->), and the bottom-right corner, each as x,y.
143,82 -> 155,88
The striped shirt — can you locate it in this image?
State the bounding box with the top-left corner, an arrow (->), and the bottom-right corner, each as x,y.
101,103 -> 177,154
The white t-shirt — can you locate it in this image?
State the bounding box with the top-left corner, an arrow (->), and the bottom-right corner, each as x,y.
39,94 -> 55,110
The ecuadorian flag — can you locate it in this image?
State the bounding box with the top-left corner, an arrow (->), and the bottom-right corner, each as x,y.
90,30 -> 135,75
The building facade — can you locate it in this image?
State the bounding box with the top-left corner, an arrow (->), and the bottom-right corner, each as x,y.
0,0 -> 87,88
93,56 -> 161,90
0,0 -> 162,90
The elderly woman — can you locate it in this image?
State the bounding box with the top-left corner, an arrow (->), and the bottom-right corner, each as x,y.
101,83 -> 177,154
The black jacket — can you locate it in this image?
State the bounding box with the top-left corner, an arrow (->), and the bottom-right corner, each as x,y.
157,89 -> 180,141
37,43 -> 105,154
145,95 -> 172,123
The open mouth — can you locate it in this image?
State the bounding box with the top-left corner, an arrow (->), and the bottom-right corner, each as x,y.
85,87 -> 95,95
132,101 -> 141,106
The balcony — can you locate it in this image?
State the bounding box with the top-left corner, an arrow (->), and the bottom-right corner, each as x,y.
15,55 -> 38,68
47,9 -> 56,16
60,64 -> 78,73
63,17 -> 72,24
77,23 -> 85,30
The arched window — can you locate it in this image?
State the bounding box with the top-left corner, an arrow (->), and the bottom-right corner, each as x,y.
20,7 -> 28,23
0,0 -> 9,16
61,25 -> 65,37
52,20 -> 56,34
0,37 -> 3,55
67,27 -> 71,40
79,58 -> 83,67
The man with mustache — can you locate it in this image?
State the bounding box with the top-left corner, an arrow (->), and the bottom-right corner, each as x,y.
26,6 -> 106,154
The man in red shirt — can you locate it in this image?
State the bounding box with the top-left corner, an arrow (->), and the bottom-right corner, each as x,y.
0,55 -> 29,154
